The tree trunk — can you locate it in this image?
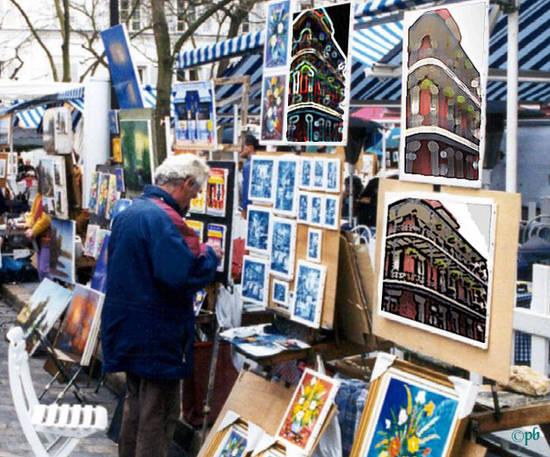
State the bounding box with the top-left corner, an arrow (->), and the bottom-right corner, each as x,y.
151,0 -> 173,163
62,0 -> 71,81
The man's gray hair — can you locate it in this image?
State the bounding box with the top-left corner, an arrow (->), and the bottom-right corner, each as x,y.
154,153 -> 209,187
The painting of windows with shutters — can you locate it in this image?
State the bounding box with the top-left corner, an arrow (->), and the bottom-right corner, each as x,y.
400,1 -> 489,187
378,191 -> 496,348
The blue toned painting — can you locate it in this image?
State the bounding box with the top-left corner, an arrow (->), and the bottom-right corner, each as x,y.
324,197 -> 337,228
100,24 -> 144,109
301,158 -> 312,188
307,230 -> 321,261
326,160 -> 340,191
249,158 -> 275,202
265,0 -> 291,69
298,194 -> 309,222
247,207 -> 270,252
313,160 -> 325,189
49,218 -> 75,284
270,219 -> 294,277
91,232 -> 110,294
219,428 -> 247,457
242,257 -> 268,305
294,263 -> 323,323
273,281 -> 288,304
275,159 -> 298,214
311,195 -> 322,225
365,374 -> 459,457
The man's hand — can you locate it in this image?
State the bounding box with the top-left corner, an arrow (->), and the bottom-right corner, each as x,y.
206,241 -> 223,260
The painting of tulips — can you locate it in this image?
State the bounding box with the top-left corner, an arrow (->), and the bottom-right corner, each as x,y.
354,367 -> 460,457
277,369 -> 340,454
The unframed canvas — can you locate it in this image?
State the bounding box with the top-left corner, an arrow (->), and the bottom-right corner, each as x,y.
269,216 -> 297,280
274,155 -> 299,217
306,228 -> 322,263
291,260 -> 327,328
245,205 -> 272,255
242,255 -> 269,307
272,279 -> 290,310
248,156 -> 276,204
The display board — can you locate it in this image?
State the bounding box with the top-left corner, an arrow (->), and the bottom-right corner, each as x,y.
399,0 -> 489,188
185,161 -> 235,285
372,179 -> 520,383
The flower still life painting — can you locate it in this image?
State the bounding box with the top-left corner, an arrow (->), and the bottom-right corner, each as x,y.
277,368 -> 339,454
261,74 -> 286,142
264,0 -> 291,69
215,427 -> 247,457
353,366 -> 461,457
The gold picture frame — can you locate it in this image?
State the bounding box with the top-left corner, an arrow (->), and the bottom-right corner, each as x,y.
349,357 -> 471,457
202,419 -> 249,457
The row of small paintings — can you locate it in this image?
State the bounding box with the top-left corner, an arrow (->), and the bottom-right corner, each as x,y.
242,256 -> 327,328
185,220 -> 227,273
249,155 -> 341,217
189,167 -> 228,217
297,192 -> 340,230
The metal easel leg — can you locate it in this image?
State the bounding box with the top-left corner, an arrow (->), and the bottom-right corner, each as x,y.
200,323 -> 220,445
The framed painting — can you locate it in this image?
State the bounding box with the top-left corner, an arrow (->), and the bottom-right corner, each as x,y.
378,190 -> 496,348
399,0 -> 489,188
51,156 -> 69,219
206,168 -> 228,217
291,260 -> 327,328
207,223 -> 227,272
297,192 -> 309,224
242,255 -> 269,307
38,158 -> 55,200
173,80 -> 218,149
312,159 -> 326,191
350,357 -> 475,457
0,114 -> 13,149
285,3 -> 354,146
325,159 -> 341,193
49,218 -> 76,284
119,109 -> 155,197
186,219 -> 204,240
54,106 -> 73,155
309,193 -> 323,227
276,368 -> 340,454
300,157 -> 313,189
274,155 -> 299,217
203,420 -> 248,457
264,0 -> 292,70
260,74 -> 287,144
56,284 -> 105,366
17,278 -> 73,355
306,228 -> 322,263
272,279 -> 290,311
269,216 -> 297,280
249,156 -> 276,204
323,195 -> 340,230
245,205 -> 272,255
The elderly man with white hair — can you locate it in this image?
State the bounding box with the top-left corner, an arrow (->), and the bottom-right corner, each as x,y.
101,153 -> 222,457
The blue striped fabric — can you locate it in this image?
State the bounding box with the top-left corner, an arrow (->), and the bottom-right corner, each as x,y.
16,106 -> 46,129
354,0 -> 433,18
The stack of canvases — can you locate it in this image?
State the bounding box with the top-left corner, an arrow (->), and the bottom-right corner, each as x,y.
243,153 -> 341,328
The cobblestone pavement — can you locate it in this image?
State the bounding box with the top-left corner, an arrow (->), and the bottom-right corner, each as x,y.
0,299 -> 119,457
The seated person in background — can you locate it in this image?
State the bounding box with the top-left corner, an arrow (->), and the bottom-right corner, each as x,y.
24,193 -> 51,281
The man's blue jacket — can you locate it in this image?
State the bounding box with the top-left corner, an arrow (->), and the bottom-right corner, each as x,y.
100,185 -> 218,379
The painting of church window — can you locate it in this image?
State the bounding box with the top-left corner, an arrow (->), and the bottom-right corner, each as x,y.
378,191 -> 496,348
260,74 -> 287,143
269,216 -> 296,280
399,1 -> 489,188
312,159 -> 325,191
173,80 -> 218,149
325,159 -> 341,192
286,3 -> 353,146
242,255 -> 269,306
272,279 -> 290,310
274,156 -> 299,217
300,157 -> 313,189
291,260 -> 327,328
309,194 -> 323,226
246,205 -> 272,254
264,0 -> 292,69
277,368 -> 339,453
306,228 -> 322,263
298,192 -> 309,224
249,156 -> 276,204
323,195 -> 340,230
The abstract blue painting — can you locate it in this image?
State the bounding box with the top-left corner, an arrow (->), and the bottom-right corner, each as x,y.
362,370 -> 459,457
300,158 -> 312,189
326,159 -> 341,192
270,217 -> 296,279
298,193 -> 309,223
264,0 -> 291,69
274,157 -> 298,216
245,205 -> 271,254
306,228 -> 322,263
310,194 -> 323,226
324,195 -> 339,230
242,255 -> 269,306
272,279 -> 289,309
249,156 -> 276,203
291,260 -> 327,328
313,159 -> 325,190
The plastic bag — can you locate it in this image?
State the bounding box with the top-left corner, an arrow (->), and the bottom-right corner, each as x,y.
215,284 -> 242,330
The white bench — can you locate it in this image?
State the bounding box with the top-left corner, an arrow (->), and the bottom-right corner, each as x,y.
7,326 -> 108,457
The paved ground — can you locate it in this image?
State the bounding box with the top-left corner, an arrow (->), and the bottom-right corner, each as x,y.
0,298 -> 120,457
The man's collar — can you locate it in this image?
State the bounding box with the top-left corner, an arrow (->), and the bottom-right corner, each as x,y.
142,185 -> 185,216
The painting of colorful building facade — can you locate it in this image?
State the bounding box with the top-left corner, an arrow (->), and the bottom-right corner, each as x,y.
400,1 -> 489,187
379,192 -> 495,348
286,3 -> 352,145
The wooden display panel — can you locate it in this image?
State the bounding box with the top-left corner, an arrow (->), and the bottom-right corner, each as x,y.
372,179 -> 521,383
260,149 -> 343,329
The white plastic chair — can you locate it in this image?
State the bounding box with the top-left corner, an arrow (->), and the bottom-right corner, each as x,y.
7,326 -> 108,457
